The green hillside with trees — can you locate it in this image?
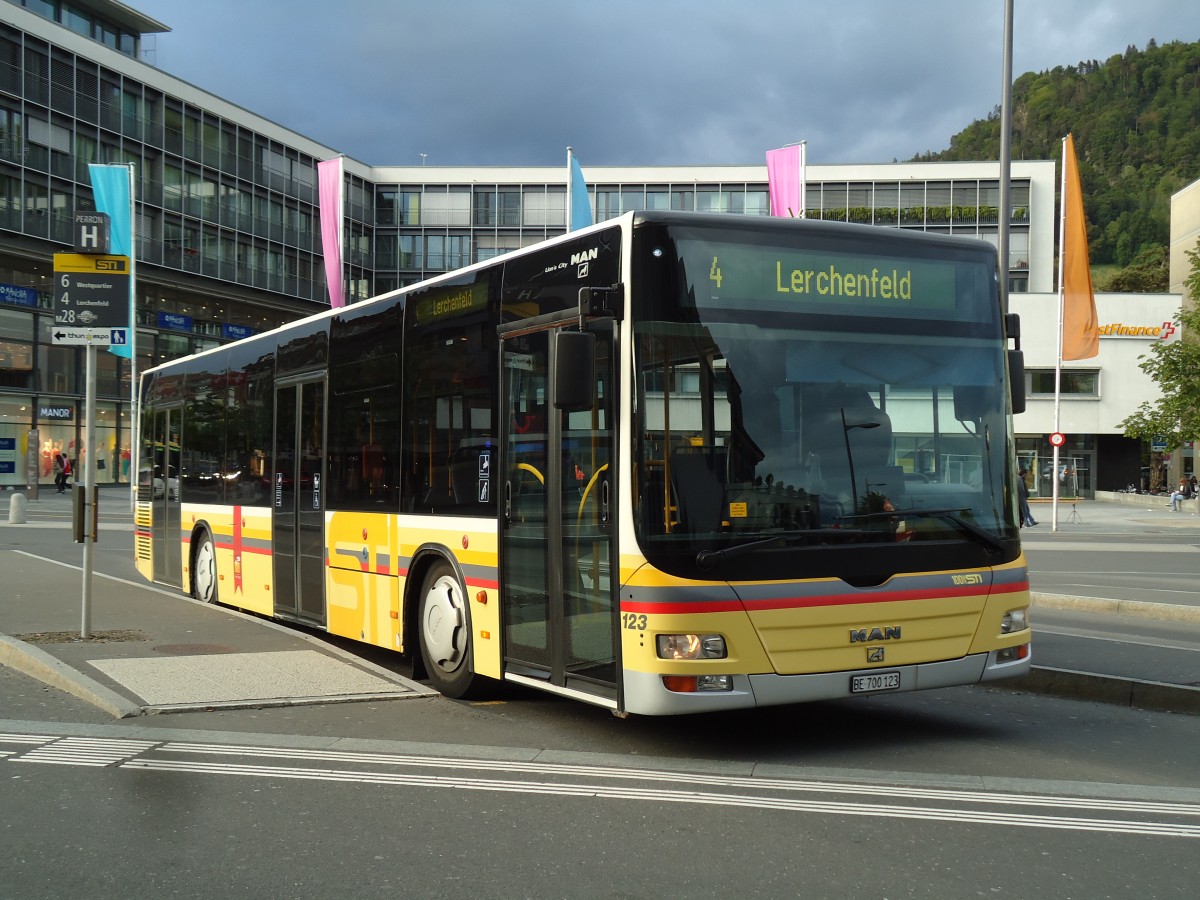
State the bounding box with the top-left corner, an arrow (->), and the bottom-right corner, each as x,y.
915,39 -> 1200,289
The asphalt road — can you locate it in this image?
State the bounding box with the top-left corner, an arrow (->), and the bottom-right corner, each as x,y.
2,717 -> 1198,899
1021,513 -> 1200,688
1,492 -> 1198,897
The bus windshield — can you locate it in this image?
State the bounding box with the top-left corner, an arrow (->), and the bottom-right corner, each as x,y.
632,220 -> 1018,580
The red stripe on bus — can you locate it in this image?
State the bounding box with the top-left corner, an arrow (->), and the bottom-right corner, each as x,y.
742,587 -> 968,610
623,581 -> 1030,615
621,600 -> 744,615
212,541 -> 273,556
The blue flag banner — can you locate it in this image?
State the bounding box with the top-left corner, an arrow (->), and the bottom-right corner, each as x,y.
88,164 -> 131,256
568,149 -> 592,231
88,164 -> 133,357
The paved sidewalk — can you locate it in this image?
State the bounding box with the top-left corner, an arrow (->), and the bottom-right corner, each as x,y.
0,491 -> 1197,717
0,542 -> 433,718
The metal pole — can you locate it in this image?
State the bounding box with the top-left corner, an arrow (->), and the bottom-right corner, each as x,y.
128,162 -> 138,513
1052,136 -> 1067,533
566,146 -> 574,232
997,0 -> 1013,314
798,140 -> 807,219
81,343 -> 96,637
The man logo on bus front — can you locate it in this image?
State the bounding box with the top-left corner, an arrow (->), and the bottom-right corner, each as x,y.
867,648 -> 885,663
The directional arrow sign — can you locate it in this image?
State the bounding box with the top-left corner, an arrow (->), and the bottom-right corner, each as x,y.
53,327 -> 115,346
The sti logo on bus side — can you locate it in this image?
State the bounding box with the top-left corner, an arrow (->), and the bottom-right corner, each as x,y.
850,626 -> 902,643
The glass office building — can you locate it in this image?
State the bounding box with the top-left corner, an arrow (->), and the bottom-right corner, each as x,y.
0,0 -> 1055,489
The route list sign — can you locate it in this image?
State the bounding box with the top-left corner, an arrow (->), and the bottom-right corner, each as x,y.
52,253 -> 130,346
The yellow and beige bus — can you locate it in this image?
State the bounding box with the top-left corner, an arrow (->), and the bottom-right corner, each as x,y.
135,210 -> 1031,715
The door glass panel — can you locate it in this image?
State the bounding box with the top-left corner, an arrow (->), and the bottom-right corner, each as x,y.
502,327 -> 616,690
502,331 -> 551,668
561,332 -> 615,684
164,410 -> 181,584
273,385 -> 298,616
298,380 -> 326,621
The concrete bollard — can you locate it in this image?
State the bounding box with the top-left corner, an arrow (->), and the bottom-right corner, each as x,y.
9,491 -> 27,524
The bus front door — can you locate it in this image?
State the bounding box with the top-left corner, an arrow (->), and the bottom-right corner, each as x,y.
501,326 -> 617,702
272,377 -> 327,626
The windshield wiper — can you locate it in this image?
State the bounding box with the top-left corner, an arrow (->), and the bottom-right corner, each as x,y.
696,536 -> 783,569
694,529 -> 868,570
840,507 -> 1006,553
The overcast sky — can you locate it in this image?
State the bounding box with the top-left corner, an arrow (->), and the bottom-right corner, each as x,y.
130,0 -> 1197,168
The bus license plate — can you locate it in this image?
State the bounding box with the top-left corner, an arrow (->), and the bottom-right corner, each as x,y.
850,671 -> 901,693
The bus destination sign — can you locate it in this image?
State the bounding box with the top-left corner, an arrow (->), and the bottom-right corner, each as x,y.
676,237 -> 986,321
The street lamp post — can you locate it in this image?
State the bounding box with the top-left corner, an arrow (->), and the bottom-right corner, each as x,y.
841,408 -> 881,512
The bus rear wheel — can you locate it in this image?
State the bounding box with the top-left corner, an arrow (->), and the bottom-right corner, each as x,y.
418,562 -> 475,698
191,530 -> 219,604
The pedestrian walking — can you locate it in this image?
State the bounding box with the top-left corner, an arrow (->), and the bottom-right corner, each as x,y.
1018,467 -> 1036,526
53,452 -> 70,493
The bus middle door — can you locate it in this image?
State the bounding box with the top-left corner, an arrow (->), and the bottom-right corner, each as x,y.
272,376 -> 327,626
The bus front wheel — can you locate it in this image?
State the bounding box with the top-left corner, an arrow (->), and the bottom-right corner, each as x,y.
418,562 -> 475,698
191,530 -> 219,604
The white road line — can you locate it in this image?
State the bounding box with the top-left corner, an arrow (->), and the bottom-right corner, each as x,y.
1043,582 -> 1200,597
1035,626 -> 1200,653
14,736 -> 157,767
10,549 -> 185,600
156,741 -> 1200,817
7,732 -> 1200,838
122,758 -> 1200,838
0,734 -> 60,745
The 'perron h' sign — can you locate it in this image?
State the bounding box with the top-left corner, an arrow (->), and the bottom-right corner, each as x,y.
74,211 -> 111,254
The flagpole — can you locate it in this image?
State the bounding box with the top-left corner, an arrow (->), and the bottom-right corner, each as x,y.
997,0 -> 1013,315
1052,136 -> 1066,533
128,161 -> 138,513
566,147 -> 574,231
798,141 -> 807,219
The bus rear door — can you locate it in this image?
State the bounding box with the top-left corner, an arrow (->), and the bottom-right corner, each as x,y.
141,406 -> 182,587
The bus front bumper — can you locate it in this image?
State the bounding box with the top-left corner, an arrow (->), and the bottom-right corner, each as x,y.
621,648 -> 1032,716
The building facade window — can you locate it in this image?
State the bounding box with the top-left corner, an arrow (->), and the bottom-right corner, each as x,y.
0,306 -> 34,390
1028,369 -> 1099,397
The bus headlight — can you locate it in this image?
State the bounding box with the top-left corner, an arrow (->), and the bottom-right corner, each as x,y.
656,634 -> 727,660
1001,608 -> 1029,634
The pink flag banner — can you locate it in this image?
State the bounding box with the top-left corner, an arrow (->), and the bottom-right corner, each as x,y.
766,144 -> 805,217
317,157 -> 345,308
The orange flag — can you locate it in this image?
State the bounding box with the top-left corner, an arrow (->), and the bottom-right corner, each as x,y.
1061,134 -> 1099,360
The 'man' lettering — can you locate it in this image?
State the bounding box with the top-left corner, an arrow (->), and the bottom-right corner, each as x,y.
850,626 -> 902,643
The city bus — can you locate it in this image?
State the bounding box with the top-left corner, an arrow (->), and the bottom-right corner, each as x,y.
135,210 -> 1032,715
